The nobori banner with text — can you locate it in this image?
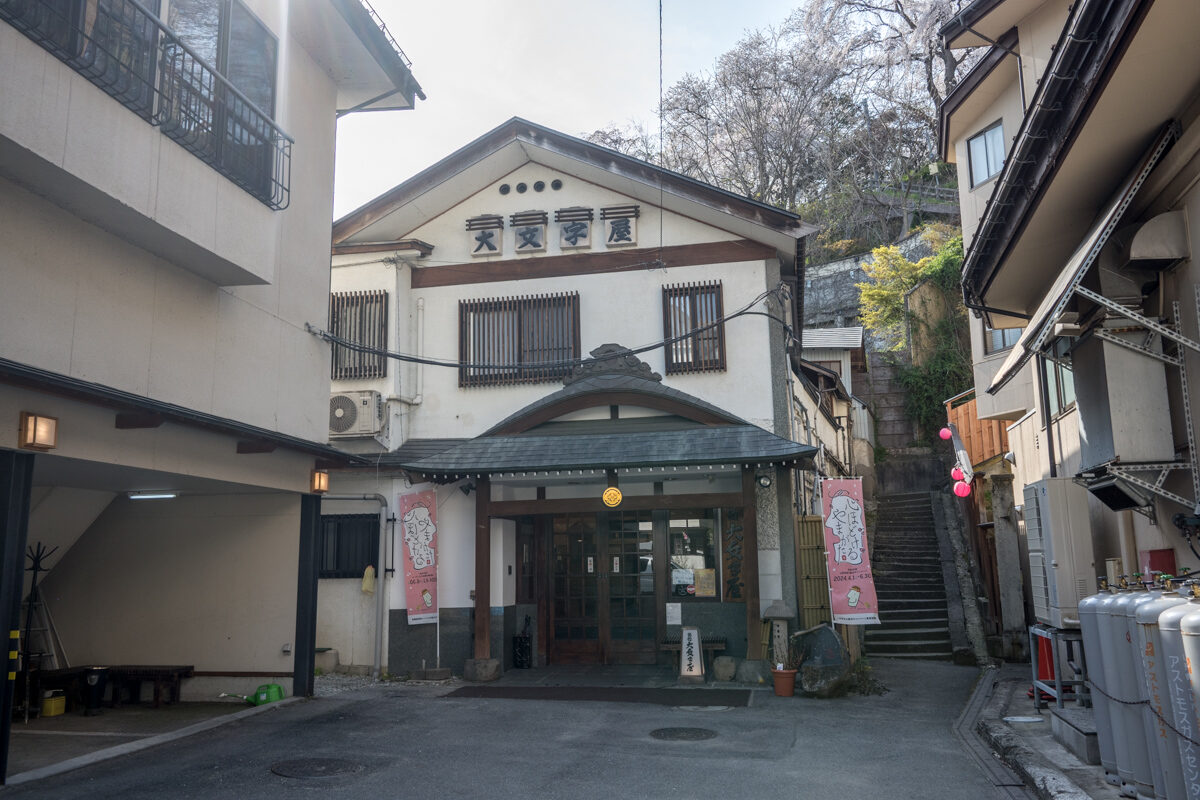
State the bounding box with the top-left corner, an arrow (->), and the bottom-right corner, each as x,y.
820,479 -> 880,625
400,490 -> 438,625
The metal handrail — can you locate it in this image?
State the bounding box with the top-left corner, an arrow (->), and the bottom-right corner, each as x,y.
0,0 -> 292,209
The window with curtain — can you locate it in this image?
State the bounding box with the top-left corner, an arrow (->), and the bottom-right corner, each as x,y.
968,121 -> 1005,187
663,281 -> 725,374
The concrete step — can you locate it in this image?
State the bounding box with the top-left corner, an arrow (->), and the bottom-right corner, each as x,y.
865,625 -> 951,638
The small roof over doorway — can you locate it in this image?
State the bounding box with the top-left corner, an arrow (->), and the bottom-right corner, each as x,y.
386,344 -> 815,481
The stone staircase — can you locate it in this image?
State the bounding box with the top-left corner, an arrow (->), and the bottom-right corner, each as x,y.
865,492 -> 954,660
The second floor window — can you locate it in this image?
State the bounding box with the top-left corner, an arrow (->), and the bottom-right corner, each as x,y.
984,325 -> 1023,355
459,292 -> 580,388
330,290 -> 388,380
1043,338 -> 1076,419
663,281 -> 726,374
968,121 -> 1005,187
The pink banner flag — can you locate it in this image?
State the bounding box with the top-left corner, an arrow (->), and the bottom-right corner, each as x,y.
820,479 -> 880,625
400,490 -> 438,625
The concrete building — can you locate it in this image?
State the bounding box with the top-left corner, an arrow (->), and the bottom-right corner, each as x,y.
0,0 -> 421,776
941,0 -> 1200,649
318,118 -> 835,679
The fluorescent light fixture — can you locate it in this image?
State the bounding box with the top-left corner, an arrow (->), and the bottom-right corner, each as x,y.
128,491 -> 178,500
18,412 -> 57,451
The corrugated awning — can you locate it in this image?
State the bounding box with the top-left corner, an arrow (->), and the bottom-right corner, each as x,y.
987,123 -> 1179,394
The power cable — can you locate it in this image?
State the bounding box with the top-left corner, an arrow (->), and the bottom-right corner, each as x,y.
306,283 -> 793,371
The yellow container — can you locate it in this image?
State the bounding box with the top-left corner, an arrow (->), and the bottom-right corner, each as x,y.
41,695 -> 65,717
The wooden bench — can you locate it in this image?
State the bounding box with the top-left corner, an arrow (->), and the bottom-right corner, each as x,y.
108,665 -> 194,708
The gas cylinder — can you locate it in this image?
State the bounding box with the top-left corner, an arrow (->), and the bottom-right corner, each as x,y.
1124,579 -> 1168,800
1110,579 -> 1159,799
1081,576 -> 1121,785
1158,583 -> 1200,800
1136,578 -> 1189,800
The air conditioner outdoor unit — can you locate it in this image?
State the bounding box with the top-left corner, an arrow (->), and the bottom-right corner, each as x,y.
1023,477 -> 1095,628
329,391 -> 383,437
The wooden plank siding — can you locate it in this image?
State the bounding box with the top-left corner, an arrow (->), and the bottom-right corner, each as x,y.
945,393 -> 1009,467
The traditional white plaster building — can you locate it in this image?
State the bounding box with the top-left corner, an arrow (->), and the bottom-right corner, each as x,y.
319,119 -> 836,678
941,0 -> 1200,648
0,0 -> 420,774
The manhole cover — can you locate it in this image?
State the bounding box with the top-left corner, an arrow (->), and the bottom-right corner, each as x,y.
650,727 -> 717,741
270,758 -> 364,778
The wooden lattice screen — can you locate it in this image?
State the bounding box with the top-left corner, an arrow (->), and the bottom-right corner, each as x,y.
794,515 -> 831,629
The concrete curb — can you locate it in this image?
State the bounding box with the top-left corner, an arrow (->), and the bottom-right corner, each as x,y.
5,696 -> 306,787
975,679 -> 1091,800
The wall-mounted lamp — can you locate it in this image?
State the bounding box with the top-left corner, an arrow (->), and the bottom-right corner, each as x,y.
310,469 -> 330,494
460,482 -> 475,496
128,491 -> 178,500
757,474 -> 773,489
18,412 -> 58,451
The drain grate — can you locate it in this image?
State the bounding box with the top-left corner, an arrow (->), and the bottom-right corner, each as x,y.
270,758 -> 364,778
650,727 -> 717,741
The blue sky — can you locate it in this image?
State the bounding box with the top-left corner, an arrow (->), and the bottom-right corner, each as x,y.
332,0 -> 798,218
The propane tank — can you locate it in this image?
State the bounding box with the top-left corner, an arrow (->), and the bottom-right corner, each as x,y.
1124,577 -> 1168,800
1158,583 -> 1200,800
1081,576 -> 1121,785
1136,577 -> 1190,800
1109,577 -> 1159,799
1101,577 -> 1149,797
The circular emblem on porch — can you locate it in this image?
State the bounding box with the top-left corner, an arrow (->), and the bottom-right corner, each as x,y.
602,487 -> 623,507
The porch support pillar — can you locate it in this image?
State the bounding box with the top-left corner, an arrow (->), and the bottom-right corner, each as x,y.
0,451 -> 33,784
473,476 -> 491,660
742,469 -> 762,660
989,474 -> 1028,660
293,493 -> 321,698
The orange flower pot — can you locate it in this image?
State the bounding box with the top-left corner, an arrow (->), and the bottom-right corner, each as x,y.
772,668 -> 798,697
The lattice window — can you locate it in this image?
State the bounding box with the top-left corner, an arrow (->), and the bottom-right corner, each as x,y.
458,292 -> 580,387
320,514 -> 376,578
330,290 -> 388,380
663,281 -> 726,374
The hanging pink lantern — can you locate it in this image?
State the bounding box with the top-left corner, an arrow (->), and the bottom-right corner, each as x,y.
939,427 -> 953,440
953,480 -> 972,498
950,466 -> 964,482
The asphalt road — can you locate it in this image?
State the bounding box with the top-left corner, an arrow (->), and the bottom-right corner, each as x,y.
10,659 -> 1014,799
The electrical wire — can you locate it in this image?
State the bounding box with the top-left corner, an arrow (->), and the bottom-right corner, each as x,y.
306,283 -> 794,371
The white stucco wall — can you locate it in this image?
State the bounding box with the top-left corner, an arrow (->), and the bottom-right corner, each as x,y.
954,80 -> 1025,249
0,4 -> 339,443
38,493 -> 300,699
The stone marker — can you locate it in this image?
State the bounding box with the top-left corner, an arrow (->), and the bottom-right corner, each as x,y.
795,625 -> 850,697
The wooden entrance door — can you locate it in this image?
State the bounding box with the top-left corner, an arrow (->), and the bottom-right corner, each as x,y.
549,511 -> 658,664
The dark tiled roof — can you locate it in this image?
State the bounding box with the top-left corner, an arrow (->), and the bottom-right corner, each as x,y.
483,372 -> 746,435
396,425 -> 815,475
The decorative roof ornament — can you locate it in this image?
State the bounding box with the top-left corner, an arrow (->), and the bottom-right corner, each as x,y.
565,343 -> 661,385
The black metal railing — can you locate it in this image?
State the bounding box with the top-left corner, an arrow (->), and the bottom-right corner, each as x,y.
0,0 -> 291,209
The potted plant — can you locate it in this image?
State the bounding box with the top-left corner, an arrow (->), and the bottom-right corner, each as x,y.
771,642 -> 802,697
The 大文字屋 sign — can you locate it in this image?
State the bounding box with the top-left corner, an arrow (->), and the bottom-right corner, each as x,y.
400,490 -> 438,625
820,479 -> 880,625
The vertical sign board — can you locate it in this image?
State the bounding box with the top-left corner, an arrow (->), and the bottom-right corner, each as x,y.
400,490 -> 438,625
679,626 -> 704,681
820,479 -> 880,625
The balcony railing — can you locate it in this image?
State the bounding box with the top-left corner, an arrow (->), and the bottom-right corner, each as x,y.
0,0 -> 291,210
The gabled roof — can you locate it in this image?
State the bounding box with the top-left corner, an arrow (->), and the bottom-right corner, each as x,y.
379,345 -> 814,477
332,118 -> 816,269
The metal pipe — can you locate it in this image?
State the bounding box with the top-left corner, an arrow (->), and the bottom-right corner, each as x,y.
323,493 -> 389,679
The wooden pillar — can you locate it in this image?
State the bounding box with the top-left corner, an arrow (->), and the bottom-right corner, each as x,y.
0,451 -> 33,784
473,476 -> 491,659
742,469 -> 762,660
293,494 -> 321,698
